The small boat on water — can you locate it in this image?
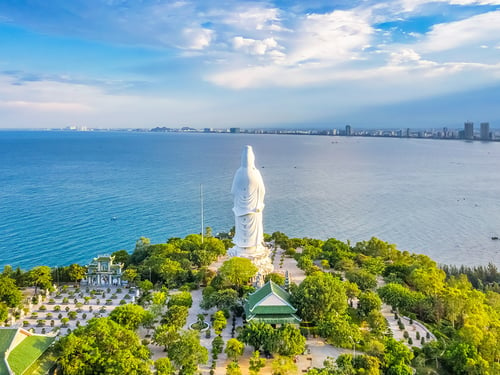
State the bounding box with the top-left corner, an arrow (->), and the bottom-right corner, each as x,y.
491,236 -> 498,240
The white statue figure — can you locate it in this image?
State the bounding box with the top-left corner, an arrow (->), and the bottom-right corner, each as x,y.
229,145 -> 274,275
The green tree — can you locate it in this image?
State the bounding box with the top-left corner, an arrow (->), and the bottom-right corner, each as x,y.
0,302 -> 8,322
318,315 -> 361,348
0,275 -> 23,307
384,337 -> 414,375
212,310 -> 228,335
162,305 -> 189,329
67,264 -> 86,283
155,357 -> 175,375
131,237 -> 151,265
366,310 -> 388,336
225,338 -> 245,361
153,324 -> 179,352
202,288 -> 240,311
56,317 -> 151,375
274,324 -> 306,356
112,249 -> 131,267
109,303 -> 147,330
154,258 -> 186,287
345,269 -> 377,291
353,237 -> 397,259
335,354 -> 356,375
123,268 -> 139,285
168,330 -> 208,375
378,283 -> 422,312
219,257 -> 258,289
30,266 -> 52,294
226,361 -> 242,375
249,350 -> 266,375
271,355 -> 297,375
357,291 -> 382,317
238,321 -> 275,352
151,290 -> 168,316
212,335 -> 224,356
168,291 -> 193,308
293,272 -> 348,323
353,355 -> 381,375
264,273 -> 286,286
408,266 -> 446,296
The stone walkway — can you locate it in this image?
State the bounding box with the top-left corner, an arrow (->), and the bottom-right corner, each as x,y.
148,246 -> 355,374
7,285 -> 134,336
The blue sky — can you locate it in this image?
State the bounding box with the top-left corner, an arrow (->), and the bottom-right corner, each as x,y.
0,0 -> 499,129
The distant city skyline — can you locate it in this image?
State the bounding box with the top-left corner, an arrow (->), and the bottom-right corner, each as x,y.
0,1 -> 499,129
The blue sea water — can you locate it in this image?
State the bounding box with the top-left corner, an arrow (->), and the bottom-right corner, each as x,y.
1,131 -> 499,269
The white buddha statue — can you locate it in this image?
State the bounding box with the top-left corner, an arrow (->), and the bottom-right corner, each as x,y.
229,145 -> 273,274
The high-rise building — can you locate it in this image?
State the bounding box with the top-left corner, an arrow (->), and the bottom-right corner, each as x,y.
464,121 -> 474,140
345,125 -> 352,136
480,122 -> 490,140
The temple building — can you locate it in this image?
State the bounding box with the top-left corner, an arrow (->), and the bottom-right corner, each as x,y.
84,254 -> 123,286
244,280 -> 301,325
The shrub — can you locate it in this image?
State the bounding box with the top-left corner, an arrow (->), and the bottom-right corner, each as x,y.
119,299 -> 126,305
408,337 -> 413,345
54,305 -> 61,312
403,331 -> 409,339
49,298 -> 55,304
124,294 -> 131,299
416,331 -> 420,340
82,313 -> 87,319
23,321 -> 29,327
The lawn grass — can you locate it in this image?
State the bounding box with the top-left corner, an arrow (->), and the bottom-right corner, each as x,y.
7,336 -> 55,375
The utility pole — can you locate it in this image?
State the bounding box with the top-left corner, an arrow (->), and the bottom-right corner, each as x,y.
200,184 -> 204,244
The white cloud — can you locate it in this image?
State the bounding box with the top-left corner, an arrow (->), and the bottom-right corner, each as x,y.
181,27 -> 214,50
397,0 -> 500,12
232,36 -> 279,56
0,100 -> 91,112
217,6 -> 284,32
417,10 -> 500,52
286,10 -> 374,65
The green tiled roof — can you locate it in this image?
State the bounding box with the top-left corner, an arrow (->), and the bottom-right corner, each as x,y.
244,280 -> 300,324
246,314 -> 301,325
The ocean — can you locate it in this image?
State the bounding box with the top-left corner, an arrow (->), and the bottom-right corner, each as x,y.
1,131 -> 499,269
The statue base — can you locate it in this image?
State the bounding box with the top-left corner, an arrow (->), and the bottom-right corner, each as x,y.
228,245 -> 274,275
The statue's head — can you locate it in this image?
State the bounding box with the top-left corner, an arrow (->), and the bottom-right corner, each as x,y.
241,145 -> 255,168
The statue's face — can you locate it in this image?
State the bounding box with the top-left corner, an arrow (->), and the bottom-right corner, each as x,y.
242,145 -> 255,167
